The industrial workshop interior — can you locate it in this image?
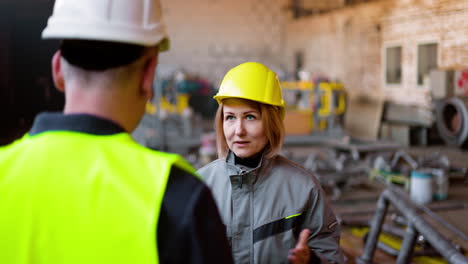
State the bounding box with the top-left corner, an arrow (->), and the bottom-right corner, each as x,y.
0,0 -> 467,263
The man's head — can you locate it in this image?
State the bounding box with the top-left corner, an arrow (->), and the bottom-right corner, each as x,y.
42,0 -> 169,132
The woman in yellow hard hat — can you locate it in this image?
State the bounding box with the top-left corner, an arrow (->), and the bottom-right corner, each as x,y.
197,62 -> 344,264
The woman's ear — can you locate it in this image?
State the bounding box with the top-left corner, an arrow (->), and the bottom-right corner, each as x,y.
52,51 -> 65,92
141,52 -> 158,100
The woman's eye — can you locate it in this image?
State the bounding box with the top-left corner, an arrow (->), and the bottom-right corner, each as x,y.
225,115 -> 235,121
246,115 -> 256,120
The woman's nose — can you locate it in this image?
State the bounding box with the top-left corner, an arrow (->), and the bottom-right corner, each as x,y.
234,120 -> 246,136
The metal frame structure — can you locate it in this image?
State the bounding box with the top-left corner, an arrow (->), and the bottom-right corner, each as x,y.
357,187 -> 468,264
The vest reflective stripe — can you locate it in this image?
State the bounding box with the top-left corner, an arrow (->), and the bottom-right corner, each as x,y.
0,131 -> 195,264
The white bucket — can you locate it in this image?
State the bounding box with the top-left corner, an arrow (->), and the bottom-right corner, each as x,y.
410,171 -> 433,205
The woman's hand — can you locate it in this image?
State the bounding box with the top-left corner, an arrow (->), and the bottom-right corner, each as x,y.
288,229 -> 311,264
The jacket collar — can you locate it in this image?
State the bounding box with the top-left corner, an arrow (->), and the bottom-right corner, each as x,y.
225,150 -> 265,174
29,112 -> 126,136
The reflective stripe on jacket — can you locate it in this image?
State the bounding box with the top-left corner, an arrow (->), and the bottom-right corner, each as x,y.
0,131 -> 194,264
197,152 -> 344,264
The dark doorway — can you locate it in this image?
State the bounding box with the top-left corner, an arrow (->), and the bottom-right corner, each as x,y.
0,0 -> 63,145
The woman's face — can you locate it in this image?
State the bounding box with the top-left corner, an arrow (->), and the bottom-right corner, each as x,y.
223,99 -> 268,158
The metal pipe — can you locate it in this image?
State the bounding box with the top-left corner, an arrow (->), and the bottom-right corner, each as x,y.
382,223 -> 406,238
376,240 -> 400,256
393,188 -> 468,241
375,239 -> 441,258
338,200 -> 466,218
357,188 -> 468,264
396,224 -> 418,264
418,204 -> 468,241
345,219 -> 443,257
356,196 -> 389,264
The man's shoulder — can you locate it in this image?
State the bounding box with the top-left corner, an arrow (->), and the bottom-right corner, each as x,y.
0,135 -> 37,164
162,165 -> 213,223
158,165 -> 208,241
158,165 -> 231,263
167,165 -> 205,197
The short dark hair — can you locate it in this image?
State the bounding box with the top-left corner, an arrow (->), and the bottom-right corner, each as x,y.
60,40 -> 146,71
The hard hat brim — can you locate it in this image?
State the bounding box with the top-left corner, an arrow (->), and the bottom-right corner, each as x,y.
213,95 -> 285,120
42,18 -> 170,51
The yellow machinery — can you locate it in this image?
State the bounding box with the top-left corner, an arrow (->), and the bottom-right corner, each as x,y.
317,82 -> 346,130
146,94 -> 190,115
281,81 -> 346,133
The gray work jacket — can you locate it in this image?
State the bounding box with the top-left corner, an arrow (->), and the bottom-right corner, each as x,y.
197,152 -> 344,264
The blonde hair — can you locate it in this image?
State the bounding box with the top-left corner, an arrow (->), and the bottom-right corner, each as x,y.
215,98 -> 285,159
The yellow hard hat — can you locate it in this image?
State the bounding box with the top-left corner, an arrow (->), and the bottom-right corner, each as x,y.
214,62 -> 285,118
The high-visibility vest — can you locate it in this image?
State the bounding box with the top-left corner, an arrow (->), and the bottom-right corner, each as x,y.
0,131 -> 195,264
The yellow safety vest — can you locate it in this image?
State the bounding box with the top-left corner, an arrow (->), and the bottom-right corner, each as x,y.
0,131 -> 195,264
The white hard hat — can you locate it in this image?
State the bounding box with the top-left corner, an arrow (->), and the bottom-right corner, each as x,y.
42,0 -> 169,51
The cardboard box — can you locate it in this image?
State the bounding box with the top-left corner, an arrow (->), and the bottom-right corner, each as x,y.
283,110 -> 313,135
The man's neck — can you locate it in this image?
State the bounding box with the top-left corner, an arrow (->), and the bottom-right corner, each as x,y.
63,84 -> 143,132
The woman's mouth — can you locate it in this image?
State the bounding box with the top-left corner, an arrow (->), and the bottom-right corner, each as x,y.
234,141 -> 249,147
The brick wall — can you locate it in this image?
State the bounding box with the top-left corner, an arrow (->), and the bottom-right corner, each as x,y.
381,0 -> 468,105
285,0 -> 468,106
285,2 -> 383,93
154,0 -> 467,105
159,0 -> 289,85
4,0 -> 464,107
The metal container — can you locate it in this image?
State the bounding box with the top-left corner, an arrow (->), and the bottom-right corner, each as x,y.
432,169 -> 448,200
